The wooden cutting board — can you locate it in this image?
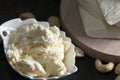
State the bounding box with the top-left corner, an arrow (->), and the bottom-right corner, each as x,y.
60,0 -> 120,63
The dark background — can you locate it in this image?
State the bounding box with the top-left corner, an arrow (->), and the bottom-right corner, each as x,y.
0,0 -> 117,80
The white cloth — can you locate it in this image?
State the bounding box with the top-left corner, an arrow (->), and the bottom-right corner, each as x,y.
97,0 -> 120,25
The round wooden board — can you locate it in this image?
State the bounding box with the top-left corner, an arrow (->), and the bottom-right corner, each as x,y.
60,0 -> 120,63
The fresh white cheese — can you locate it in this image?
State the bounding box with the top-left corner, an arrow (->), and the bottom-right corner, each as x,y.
7,22 -> 74,78
97,0 -> 120,25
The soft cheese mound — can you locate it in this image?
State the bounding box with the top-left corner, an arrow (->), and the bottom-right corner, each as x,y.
6,22 -> 72,78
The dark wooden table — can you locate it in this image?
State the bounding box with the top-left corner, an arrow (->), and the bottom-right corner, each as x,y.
0,0 -> 117,80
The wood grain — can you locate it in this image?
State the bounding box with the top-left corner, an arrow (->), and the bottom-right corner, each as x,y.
60,0 -> 120,63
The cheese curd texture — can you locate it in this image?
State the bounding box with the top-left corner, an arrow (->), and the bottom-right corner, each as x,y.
6,22 -> 73,78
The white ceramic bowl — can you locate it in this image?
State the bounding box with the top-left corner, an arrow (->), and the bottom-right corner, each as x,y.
0,18 -> 78,80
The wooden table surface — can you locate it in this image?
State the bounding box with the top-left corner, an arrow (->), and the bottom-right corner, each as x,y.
0,0 -> 117,80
